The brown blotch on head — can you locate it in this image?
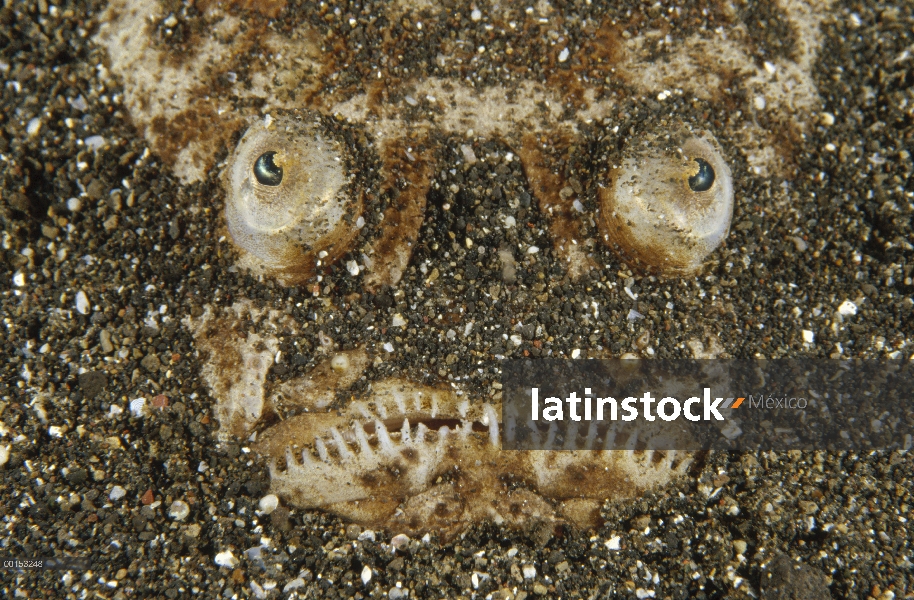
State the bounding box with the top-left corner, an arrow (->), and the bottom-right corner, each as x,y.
358,471 -> 379,488
148,99 -> 244,174
517,134 -> 599,278
562,464 -> 590,484
544,20 -> 624,110
363,136 -> 435,290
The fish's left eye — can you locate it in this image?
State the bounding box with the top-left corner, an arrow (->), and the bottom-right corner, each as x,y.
598,128 -> 733,275
688,157 -> 714,192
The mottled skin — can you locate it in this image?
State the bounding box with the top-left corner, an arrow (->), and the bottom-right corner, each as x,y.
97,0 -> 830,282
105,0 -> 834,534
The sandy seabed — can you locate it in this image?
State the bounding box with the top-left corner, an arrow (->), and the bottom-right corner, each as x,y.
1,0 -> 912,598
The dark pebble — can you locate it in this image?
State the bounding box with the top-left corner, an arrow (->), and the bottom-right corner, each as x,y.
66,468 -> 88,485
78,371 -> 108,399
761,554 -> 832,600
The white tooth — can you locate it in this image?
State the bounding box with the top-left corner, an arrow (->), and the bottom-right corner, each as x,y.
415,423 -> 428,443
584,421 -> 599,450
401,419 -> 412,444
315,437 -> 330,462
485,404 -> 499,447
436,426 -> 450,450
545,423 -> 558,450
354,422 -> 373,455
284,448 -> 296,469
375,420 -> 396,455
458,399 -> 469,418
626,428 -> 641,451
564,421 -> 580,450
528,423 -> 542,447
354,402 -> 371,419
393,392 -> 406,414
505,416 -> 517,444
330,427 -> 352,461
431,396 -> 439,418
268,460 -> 279,477
378,402 -> 389,420
603,426 -> 617,450
300,449 -> 313,466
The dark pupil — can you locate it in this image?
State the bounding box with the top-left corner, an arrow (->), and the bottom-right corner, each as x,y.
688,158 -> 715,192
254,151 -> 283,186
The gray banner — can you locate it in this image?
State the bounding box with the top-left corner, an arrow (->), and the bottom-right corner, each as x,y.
0,557 -> 90,571
501,360 -> 914,451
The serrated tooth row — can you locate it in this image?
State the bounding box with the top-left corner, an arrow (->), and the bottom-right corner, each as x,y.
516,421 -> 668,452
278,405 -> 500,472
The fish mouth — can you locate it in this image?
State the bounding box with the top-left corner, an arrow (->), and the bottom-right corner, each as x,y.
369,417 -> 490,435
258,398 -> 502,472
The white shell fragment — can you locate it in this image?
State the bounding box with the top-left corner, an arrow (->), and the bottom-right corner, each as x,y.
390,534 -> 411,550
838,300 -> 857,316
26,118 -> 42,137
258,494 -> 279,514
129,398 -> 147,418
84,135 -> 106,151
168,500 -> 190,521
75,291 -> 90,315
599,128 -> 734,275
214,551 -> 238,568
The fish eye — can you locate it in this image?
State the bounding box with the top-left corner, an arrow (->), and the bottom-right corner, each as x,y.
254,151 -> 283,186
598,129 -> 733,275
226,112 -> 365,284
687,157 -> 715,192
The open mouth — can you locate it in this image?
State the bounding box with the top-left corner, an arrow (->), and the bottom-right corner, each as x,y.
270,414 -> 498,471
